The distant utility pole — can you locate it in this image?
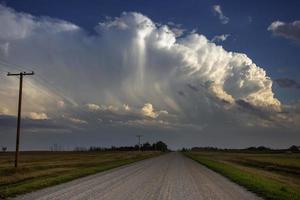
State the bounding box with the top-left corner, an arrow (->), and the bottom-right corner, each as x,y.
7,71 -> 34,168
136,135 -> 142,150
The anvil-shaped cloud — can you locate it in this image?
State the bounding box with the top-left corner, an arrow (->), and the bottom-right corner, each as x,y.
0,5 -> 299,149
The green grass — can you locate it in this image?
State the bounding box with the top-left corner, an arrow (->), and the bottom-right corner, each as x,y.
185,152 -> 300,200
0,151 -> 161,199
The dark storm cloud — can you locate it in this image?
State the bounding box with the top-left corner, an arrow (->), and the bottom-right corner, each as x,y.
268,20 -> 300,42
177,91 -> 185,97
0,114 -> 75,131
274,78 -> 300,89
236,99 -> 258,111
187,84 -> 199,92
0,114 -> 15,128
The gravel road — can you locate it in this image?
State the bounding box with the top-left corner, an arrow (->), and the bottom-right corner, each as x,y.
14,152 -> 262,200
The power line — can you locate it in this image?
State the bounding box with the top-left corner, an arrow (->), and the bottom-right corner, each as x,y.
0,58 -> 36,72
0,59 -> 76,106
0,64 -> 13,73
0,62 -> 60,100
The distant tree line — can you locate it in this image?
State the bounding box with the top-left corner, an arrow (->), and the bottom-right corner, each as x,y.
1,146 -> 7,152
182,145 -> 300,153
75,141 -> 169,152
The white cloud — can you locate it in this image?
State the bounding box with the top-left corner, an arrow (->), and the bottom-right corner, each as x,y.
57,100 -> 65,108
268,20 -> 300,42
211,34 -> 230,42
141,103 -> 158,118
106,105 -> 119,112
141,103 -> 168,118
170,27 -> 185,37
0,5 -> 79,41
0,107 -> 9,115
0,5 -> 288,133
123,104 -> 131,111
28,112 -> 48,120
212,5 -> 229,24
167,21 -> 185,37
208,83 -> 235,104
68,117 -> 88,124
86,103 -> 101,111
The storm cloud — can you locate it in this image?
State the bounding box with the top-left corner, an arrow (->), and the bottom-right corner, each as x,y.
274,78 -> 300,89
0,5 -> 299,149
268,20 -> 300,42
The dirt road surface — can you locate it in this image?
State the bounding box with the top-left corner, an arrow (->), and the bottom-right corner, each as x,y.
14,152 -> 262,200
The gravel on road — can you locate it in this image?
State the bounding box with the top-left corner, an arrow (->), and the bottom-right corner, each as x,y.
14,152 -> 262,200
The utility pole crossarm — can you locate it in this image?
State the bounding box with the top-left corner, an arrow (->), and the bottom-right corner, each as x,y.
7,71 -> 34,76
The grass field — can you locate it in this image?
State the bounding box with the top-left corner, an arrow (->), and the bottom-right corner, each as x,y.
0,151 -> 161,199
185,151 -> 300,200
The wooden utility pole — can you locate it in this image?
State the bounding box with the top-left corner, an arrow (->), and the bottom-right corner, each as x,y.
136,135 -> 142,151
7,71 -> 34,168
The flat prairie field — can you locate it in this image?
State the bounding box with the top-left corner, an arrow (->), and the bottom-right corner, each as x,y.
0,151 -> 161,198
185,151 -> 300,200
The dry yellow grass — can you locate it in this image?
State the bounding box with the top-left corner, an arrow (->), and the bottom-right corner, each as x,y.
0,151 -> 161,198
185,151 -> 300,200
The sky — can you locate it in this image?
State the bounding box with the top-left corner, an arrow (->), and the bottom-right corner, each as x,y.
0,0 -> 299,150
